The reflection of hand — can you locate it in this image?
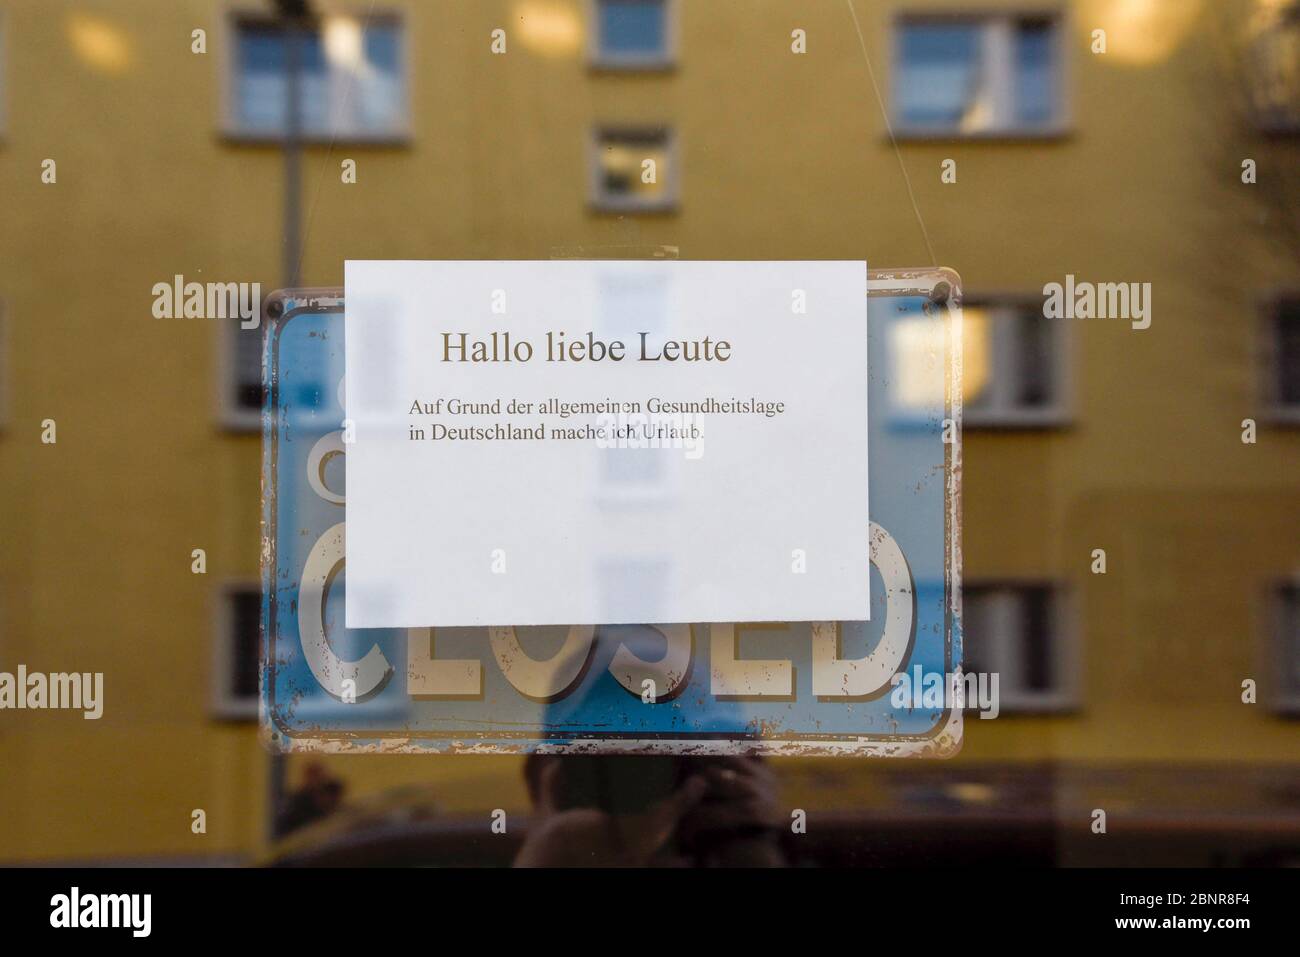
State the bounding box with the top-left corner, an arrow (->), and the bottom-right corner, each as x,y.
681,756 -> 782,839
514,762 -> 708,867
672,756 -> 786,869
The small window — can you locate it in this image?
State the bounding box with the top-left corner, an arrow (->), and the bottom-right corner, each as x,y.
592,0 -> 673,69
226,14 -> 406,141
963,301 -> 1068,427
894,15 -> 1064,136
1269,580 -> 1300,714
962,583 -> 1076,712
591,127 -> 677,212
1264,294 -> 1300,422
213,585 -> 261,720
220,324 -> 265,430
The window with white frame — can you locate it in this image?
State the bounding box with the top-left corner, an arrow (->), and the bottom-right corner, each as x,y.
591,127 -> 677,212
894,14 -> 1064,136
213,584 -> 261,720
227,14 -> 406,140
962,583 -> 1076,712
1265,294 -> 1300,421
963,300 -> 1067,427
1270,580 -> 1300,714
592,0 -> 673,69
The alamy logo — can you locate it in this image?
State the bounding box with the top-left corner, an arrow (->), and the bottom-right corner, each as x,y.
890,667 -> 1000,719
151,274 -> 260,329
1042,274 -> 1151,329
595,411 -> 705,459
0,665 -> 103,719
50,887 -> 151,937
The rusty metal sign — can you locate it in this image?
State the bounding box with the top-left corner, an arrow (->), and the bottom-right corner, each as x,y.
260,268 -> 962,755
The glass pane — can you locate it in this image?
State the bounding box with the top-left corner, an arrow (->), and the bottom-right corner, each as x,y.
234,327 -> 264,412
597,130 -> 671,204
1276,300 -> 1300,406
961,307 -> 994,409
1019,586 -> 1054,692
1015,308 -> 1054,407
1283,586 -> 1300,697
231,591 -> 262,701
897,22 -> 980,128
1015,18 -> 1057,126
599,0 -> 667,58
235,21 -> 404,136
960,587 -> 994,680
235,25 -> 288,131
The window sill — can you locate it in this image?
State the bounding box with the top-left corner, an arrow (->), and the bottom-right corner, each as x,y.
890,126 -> 1073,144
962,411 -> 1072,430
1263,406 -> 1300,427
210,699 -> 259,722
219,128 -> 413,147
219,410 -> 262,434
588,199 -> 680,215
588,58 -> 676,74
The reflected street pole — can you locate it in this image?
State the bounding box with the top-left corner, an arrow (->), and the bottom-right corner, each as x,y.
267,0 -> 312,844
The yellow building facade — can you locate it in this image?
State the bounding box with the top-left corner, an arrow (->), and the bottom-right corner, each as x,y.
0,0 -> 1296,861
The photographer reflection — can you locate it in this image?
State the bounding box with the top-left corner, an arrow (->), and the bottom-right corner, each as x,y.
514,626 -> 786,867
516,753 -> 785,867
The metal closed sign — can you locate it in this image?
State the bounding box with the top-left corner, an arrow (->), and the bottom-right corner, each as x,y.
261,268 -> 961,755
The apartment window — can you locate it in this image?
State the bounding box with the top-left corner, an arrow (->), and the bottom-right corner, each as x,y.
963,300 -> 1068,427
213,585 -> 261,719
226,14 -> 406,140
962,583 -> 1075,712
591,127 -> 677,212
894,14 -> 1064,136
592,0 -> 673,69
1271,581 -> 1300,713
1265,294 -> 1300,421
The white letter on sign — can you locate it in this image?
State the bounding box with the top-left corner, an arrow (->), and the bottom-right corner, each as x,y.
489,626 -> 595,701
299,523 -> 393,701
812,523 -> 914,696
608,625 -> 693,700
407,629 -> 482,698
710,623 -> 793,697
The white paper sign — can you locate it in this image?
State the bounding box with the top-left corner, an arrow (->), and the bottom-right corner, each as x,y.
344,260 -> 868,628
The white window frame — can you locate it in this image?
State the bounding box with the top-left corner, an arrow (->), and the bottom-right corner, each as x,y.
211,580 -> 262,720
962,296 -> 1071,428
1261,289 -> 1300,426
891,10 -> 1070,140
589,125 -> 679,213
589,0 -> 678,71
218,5 -> 411,145
962,581 -> 1079,713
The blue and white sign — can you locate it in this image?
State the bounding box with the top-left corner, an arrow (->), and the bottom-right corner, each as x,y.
260,268 -> 962,755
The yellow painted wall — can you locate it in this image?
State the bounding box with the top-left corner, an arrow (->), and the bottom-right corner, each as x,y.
0,0 -> 1295,862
